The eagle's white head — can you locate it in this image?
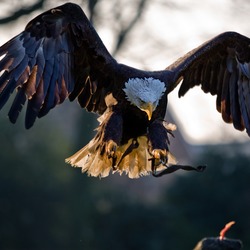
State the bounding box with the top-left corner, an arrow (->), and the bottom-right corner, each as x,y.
123,77 -> 166,120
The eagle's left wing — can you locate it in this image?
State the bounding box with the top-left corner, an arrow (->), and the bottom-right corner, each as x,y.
0,3 -> 119,129
167,32 -> 250,136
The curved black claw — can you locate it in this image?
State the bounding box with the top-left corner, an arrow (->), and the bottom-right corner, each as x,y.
152,164 -> 207,177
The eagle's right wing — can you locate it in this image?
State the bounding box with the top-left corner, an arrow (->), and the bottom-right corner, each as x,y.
0,3 -> 119,129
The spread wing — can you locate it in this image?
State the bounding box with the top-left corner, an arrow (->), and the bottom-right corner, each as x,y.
167,32 -> 250,136
0,3 -> 119,128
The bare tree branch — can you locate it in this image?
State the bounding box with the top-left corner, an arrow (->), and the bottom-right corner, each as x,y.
112,0 -> 149,55
0,0 -> 46,25
87,0 -> 99,24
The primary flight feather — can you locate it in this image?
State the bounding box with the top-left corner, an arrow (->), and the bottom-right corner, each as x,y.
0,2 -> 250,178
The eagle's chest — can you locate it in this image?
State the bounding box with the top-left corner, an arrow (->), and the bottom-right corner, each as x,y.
121,105 -> 149,144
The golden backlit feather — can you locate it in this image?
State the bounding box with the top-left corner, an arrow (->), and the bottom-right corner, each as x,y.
66,135 -> 177,179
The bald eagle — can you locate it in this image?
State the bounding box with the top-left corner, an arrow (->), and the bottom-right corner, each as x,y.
0,3 -> 250,178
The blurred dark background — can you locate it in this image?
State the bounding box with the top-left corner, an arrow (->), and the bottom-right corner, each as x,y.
0,0 -> 250,249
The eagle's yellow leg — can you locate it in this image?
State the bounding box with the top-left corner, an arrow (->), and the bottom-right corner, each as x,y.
151,149 -> 167,161
104,140 -> 118,169
106,140 -> 117,159
151,149 -> 168,165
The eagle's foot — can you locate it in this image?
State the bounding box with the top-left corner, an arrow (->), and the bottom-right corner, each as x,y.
151,149 -> 167,161
105,140 -> 118,169
106,140 -> 117,158
150,149 -> 168,170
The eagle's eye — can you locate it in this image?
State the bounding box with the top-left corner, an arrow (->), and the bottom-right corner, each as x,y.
139,98 -> 145,104
137,98 -> 145,105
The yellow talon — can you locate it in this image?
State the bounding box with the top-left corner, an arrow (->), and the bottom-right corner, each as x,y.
151,149 -> 167,160
106,140 -> 117,158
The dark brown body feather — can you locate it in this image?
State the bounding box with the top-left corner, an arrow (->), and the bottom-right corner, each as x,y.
0,3 -> 250,177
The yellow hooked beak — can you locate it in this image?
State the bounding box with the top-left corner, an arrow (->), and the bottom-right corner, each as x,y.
141,102 -> 154,120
